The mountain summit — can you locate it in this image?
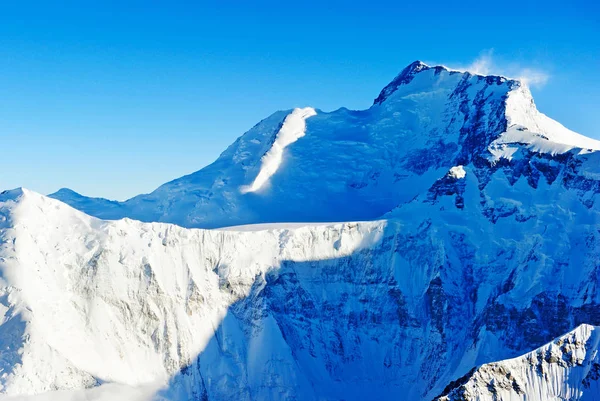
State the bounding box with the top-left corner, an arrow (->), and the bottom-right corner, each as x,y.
50,61 -> 600,229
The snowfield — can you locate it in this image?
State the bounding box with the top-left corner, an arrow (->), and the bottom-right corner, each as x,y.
1,61 -> 600,400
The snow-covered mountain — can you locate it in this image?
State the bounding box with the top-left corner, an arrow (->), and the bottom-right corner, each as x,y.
50,61 -> 600,228
2,61 -> 600,400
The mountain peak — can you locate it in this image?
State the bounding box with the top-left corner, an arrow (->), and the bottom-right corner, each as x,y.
373,60 -> 435,104
404,59 -> 430,72
373,60 -> 525,106
0,187 -> 67,211
48,59 -> 600,229
0,188 -> 43,228
0,187 -> 29,203
52,187 -> 82,197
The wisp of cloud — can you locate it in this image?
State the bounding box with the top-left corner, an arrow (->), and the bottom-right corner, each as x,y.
455,50 -> 550,88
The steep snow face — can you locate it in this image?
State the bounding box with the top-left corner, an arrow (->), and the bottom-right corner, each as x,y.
50,61 -> 600,229
434,324 -> 600,401
0,189 -> 385,397
2,188 -> 600,400
488,84 -> 600,163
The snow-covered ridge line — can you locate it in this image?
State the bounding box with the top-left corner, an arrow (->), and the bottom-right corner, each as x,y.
434,324 -> 600,401
373,60 -> 517,105
240,107 -> 317,194
488,84 -> 600,163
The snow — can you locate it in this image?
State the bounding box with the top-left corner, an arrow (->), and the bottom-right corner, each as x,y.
3,177 -> 600,400
0,189 -> 386,398
49,60 -> 600,229
448,165 -> 466,179
488,84 -> 600,163
0,381 -> 163,401
3,60 -> 600,400
436,324 -> 600,401
240,107 -> 317,194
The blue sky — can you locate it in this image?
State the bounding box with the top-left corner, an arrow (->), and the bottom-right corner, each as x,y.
1,1 -> 598,200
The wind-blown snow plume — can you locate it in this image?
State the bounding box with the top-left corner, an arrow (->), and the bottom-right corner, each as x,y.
455,50 -> 550,88
466,50 -> 495,76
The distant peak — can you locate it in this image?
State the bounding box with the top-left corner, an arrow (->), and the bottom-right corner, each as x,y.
404,60 -> 430,72
51,188 -> 83,197
391,60 -> 433,81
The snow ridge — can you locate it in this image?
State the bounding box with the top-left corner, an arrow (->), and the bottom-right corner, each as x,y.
488,84 -> 600,163
241,107 -> 316,194
435,324 -> 600,401
48,61 -> 600,229
0,190 -> 387,398
3,184 -> 600,400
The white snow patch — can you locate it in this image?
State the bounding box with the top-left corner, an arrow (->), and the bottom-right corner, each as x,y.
448,165 -> 466,179
241,107 -> 316,194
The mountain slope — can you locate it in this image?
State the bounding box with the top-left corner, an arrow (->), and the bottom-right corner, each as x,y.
3,183 -> 600,400
49,61 -> 600,229
0,188 -> 385,397
434,324 -> 600,401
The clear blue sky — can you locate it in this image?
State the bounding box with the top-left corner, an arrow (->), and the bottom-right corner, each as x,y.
1,1 -> 598,200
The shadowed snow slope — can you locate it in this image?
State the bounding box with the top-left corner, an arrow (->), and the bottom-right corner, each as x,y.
49,61 -> 600,229
2,61 -> 600,400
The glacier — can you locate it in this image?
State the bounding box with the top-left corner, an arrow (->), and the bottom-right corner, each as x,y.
1,61 -> 600,400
